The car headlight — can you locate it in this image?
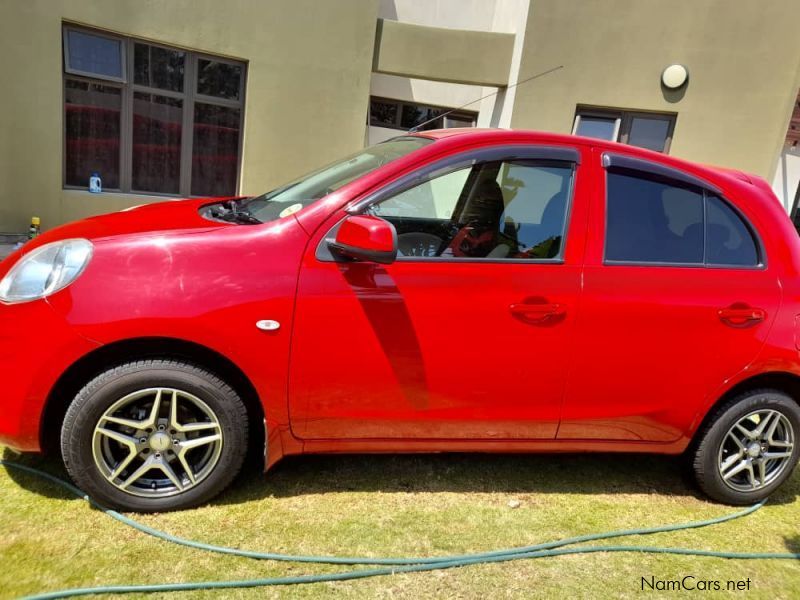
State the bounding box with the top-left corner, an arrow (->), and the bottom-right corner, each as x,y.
0,239 -> 93,303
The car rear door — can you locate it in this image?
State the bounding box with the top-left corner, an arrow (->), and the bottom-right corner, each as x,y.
288,144 -> 590,440
558,149 -> 782,443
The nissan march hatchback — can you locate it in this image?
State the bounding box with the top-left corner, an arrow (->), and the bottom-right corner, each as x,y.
1,129 -> 798,511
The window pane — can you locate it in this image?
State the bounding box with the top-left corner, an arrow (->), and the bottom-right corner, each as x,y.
196,59 -> 242,100
575,116 -> 617,140
605,172 -> 704,264
401,104 -> 445,131
444,115 -> 476,128
191,103 -> 241,196
373,168 -> 471,221
132,93 -> 182,194
370,99 -> 399,128
706,196 -> 759,266
66,30 -> 123,79
497,163 -> 573,259
64,79 -> 121,188
371,160 -> 573,259
371,167 -> 472,257
627,116 -> 671,152
134,43 -> 185,92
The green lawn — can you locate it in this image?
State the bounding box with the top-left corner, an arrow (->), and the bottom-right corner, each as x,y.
1,446 -> 798,599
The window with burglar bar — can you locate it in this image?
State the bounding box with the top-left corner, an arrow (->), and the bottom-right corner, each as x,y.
63,25 -> 246,197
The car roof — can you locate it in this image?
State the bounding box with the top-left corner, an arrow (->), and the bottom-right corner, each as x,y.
407,128 -> 755,188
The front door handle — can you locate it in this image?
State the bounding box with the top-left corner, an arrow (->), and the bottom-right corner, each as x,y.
509,302 -> 566,324
718,304 -> 766,328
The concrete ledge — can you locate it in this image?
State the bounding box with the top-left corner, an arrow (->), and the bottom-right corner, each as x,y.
373,19 -> 514,87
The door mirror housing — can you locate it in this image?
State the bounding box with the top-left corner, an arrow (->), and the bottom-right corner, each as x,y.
328,215 -> 398,264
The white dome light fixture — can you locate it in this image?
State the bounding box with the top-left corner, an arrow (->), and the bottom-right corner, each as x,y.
662,64 -> 689,89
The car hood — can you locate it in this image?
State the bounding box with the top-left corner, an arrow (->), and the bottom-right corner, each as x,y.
48,198 -> 236,242
0,198 -> 237,271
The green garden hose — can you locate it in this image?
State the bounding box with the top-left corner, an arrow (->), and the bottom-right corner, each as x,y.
1,459 -> 797,600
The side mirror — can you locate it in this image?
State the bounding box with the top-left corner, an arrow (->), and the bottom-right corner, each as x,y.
328,215 -> 397,264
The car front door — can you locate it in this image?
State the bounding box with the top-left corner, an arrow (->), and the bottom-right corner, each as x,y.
288,145 -> 589,440
559,150 -> 782,444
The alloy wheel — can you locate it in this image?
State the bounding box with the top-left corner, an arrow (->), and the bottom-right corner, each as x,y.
91,388 -> 223,498
717,409 -> 795,492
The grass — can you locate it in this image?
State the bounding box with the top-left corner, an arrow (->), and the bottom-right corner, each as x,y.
1,446 -> 798,599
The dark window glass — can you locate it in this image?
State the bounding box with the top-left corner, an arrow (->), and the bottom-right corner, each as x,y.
627,116 -> 671,152
706,196 -> 759,266
191,103 -> 241,196
370,99 -> 399,127
132,93 -> 182,193
64,79 -> 121,188
575,116 -> 617,140
196,59 -> 242,100
66,30 -> 123,79
370,160 -> 573,260
134,43 -> 185,92
605,171 -> 704,264
401,104 -> 445,131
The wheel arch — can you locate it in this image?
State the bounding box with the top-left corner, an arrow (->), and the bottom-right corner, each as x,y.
689,370 -> 800,448
40,337 -> 265,458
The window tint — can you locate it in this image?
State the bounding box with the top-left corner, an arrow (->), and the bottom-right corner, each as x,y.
706,196 -> 759,266
369,160 -> 573,259
606,171 -> 704,264
605,172 -> 761,267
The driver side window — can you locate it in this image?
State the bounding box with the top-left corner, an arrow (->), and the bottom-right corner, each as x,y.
368,160 -> 574,259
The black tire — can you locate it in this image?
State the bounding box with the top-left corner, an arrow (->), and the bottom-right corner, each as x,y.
691,389 -> 800,505
61,360 -> 249,512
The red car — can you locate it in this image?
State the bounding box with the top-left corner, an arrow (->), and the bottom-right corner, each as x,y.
1,129 -> 799,511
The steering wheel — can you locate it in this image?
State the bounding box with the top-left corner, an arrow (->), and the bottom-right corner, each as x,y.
397,232 -> 445,257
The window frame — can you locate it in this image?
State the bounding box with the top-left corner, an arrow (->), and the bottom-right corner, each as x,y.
601,153 -> 765,270
368,96 -> 477,132
62,24 -> 247,198
573,107 -> 676,153
316,145 -> 580,264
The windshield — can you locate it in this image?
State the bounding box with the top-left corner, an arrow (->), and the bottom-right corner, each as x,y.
242,137 -> 433,223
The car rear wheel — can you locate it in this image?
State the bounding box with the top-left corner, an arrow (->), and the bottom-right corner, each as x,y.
61,360 -> 249,512
691,389 -> 800,504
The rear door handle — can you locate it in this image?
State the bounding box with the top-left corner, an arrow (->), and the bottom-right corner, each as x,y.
718,304 -> 766,328
509,302 -> 565,324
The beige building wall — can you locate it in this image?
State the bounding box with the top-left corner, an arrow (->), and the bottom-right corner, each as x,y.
0,0 -> 379,232
369,0 -> 530,145
511,0 -> 800,179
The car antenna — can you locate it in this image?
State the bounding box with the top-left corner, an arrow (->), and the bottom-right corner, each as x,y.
406,64 -> 564,133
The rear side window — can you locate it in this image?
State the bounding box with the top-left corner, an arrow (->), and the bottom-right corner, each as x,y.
605,171 -> 760,267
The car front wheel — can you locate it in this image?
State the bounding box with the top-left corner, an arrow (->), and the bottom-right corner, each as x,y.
691,389 -> 800,505
61,360 -> 249,512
